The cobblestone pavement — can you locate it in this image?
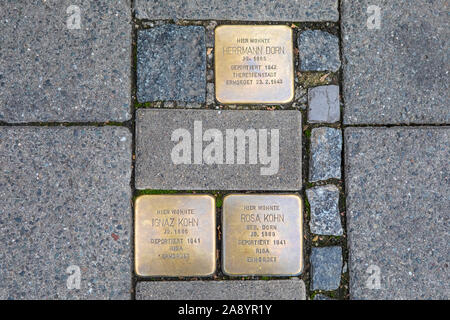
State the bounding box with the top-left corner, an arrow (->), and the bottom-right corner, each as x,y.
0,0 -> 448,300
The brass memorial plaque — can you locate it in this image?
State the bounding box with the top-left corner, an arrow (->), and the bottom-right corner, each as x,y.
222,194 -> 303,276
135,195 -> 216,277
215,25 -> 294,104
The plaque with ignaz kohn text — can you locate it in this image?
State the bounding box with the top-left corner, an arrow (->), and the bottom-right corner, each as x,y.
135,194 -> 216,277
222,194 -> 303,276
215,25 -> 294,104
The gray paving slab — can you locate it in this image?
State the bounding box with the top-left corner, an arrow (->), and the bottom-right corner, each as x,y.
298,30 -> 341,72
342,0 -> 449,124
0,0 -> 132,123
0,127 -> 132,299
136,109 -> 302,190
137,25 -> 206,103
136,279 -> 306,300
345,127 -> 450,299
135,0 -> 339,22
310,246 -> 343,291
309,127 -> 342,182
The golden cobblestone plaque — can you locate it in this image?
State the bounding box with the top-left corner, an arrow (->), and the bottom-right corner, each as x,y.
135,194 -> 216,277
222,194 -> 303,276
215,25 -> 294,104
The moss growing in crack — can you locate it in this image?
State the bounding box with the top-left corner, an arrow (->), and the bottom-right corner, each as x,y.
136,190 -> 179,196
134,101 -> 154,108
304,196 -> 311,213
297,71 -> 337,88
304,127 -> 312,138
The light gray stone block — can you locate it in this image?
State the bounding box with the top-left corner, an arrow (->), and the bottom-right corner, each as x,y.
136,109 -> 302,190
136,279 -> 306,300
298,30 -> 341,72
345,127 -> 450,299
309,127 -> 342,182
0,127 -> 132,299
308,85 -> 340,123
0,0 -> 131,123
307,185 -> 343,236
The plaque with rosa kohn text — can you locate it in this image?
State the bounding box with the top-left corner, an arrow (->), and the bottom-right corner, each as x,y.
215,25 -> 294,104
135,194 -> 216,277
222,194 -> 303,276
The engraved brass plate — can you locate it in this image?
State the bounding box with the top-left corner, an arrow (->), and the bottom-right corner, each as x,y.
215,25 -> 294,104
135,194 -> 216,277
222,194 -> 303,276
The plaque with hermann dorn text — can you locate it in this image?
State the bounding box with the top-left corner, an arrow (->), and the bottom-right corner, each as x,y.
135,194 -> 216,277
222,194 -> 303,276
215,25 -> 294,104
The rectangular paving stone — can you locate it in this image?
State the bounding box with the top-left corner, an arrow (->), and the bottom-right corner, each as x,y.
222,194 -> 303,276
308,85 -> 340,123
136,109 -> 302,190
345,127 -> 449,299
0,0 -> 131,123
309,127 -> 342,182
137,25 -> 206,103
310,246 -> 342,291
136,279 -> 306,300
342,0 -> 449,124
0,127 -> 132,299
135,194 -> 216,277
135,0 -> 339,22
306,185 -> 343,236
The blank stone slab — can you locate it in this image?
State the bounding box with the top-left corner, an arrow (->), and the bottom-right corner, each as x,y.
137,25 -> 206,103
311,246 -> 342,291
0,127 -> 132,299
135,0 -> 339,22
135,109 -> 302,190
298,30 -> 341,72
345,127 -> 450,299
343,0 -> 449,124
308,85 -> 340,123
0,1 -> 131,123
307,185 -> 343,236
136,279 -> 306,300
309,127 -> 342,182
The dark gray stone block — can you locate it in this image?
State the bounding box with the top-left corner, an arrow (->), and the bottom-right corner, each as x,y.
136,279 -> 306,300
0,127 -> 132,299
136,109 -> 302,190
342,0 -> 449,124
135,0 -> 339,22
309,127 -> 342,182
311,246 -> 342,291
0,0 -> 131,123
345,127 -> 450,299
137,25 -> 206,103
307,185 -> 343,236
298,30 -> 341,72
